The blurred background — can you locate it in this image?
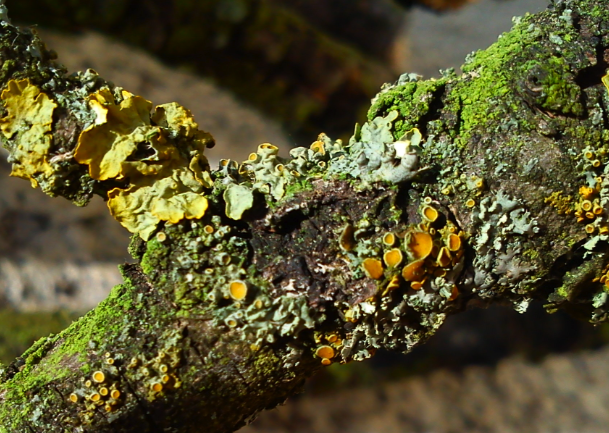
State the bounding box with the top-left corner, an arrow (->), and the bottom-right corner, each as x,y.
5,0 -> 609,432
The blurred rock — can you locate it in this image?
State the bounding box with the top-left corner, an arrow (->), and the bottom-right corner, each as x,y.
0,259 -> 121,312
243,345 -> 609,433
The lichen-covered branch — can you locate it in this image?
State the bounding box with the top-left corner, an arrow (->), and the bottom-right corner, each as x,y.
0,0 -> 609,431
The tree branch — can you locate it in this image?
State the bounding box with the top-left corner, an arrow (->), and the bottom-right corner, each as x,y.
0,0 -> 608,431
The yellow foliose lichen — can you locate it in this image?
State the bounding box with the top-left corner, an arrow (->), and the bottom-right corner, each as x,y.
74,88 -> 214,239
188,153 -> 214,189
108,173 -> 208,241
223,183 -> 254,220
0,79 -> 57,187
152,102 -> 207,141
74,89 -> 156,181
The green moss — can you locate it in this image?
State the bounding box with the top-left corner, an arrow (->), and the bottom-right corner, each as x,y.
522,248 -> 540,261
0,59 -> 15,83
367,78 -> 447,139
454,21 -> 537,137
282,178 -> 313,200
520,56 -> 583,116
140,236 -> 170,275
365,16 -> 558,147
41,284 -> 130,364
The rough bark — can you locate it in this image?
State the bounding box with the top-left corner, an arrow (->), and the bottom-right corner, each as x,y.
0,0 -> 608,432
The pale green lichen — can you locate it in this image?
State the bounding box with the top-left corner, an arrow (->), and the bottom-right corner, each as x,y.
242,143 -> 293,200
223,183 -> 254,220
328,111 -> 424,184
468,191 -> 539,304
215,135 -> 344,213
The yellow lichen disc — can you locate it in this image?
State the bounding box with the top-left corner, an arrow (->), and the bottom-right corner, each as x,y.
581,200 -> 593,212
407,232 -> 433,260
315,345 -> 335,359
92,371 -> 106,383
229,280 -> 248,301
258,143 -> 278,154
362,258 -> 384,280
422,205 -> 439,222
410,280 -> 425,290
402,259 -> 426,282
339,224 -> 356,251
383,249 -> 403,268
310,140 -> 325,155
385,274 -> 401,292
436,247 -> 452,268
447,233 -> 461,252
382,232 -> 396,246
448,285 -> 460,301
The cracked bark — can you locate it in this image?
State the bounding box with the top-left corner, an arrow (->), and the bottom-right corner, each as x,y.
0,0 -> 609,432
